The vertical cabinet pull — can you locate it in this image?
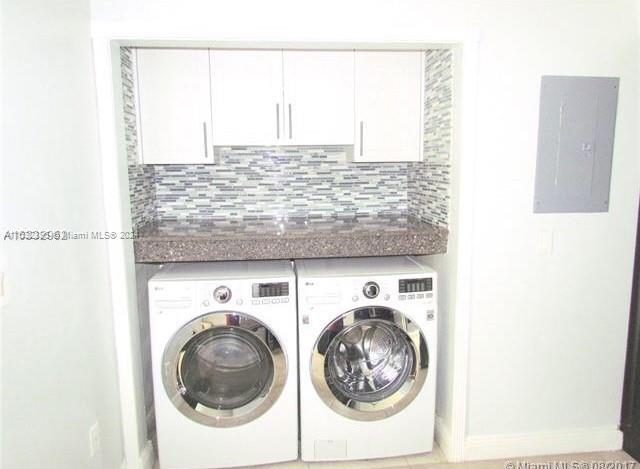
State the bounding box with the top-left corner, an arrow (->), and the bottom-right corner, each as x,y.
276,103 -> 280,139
359,121 -> 364,156
203,122 -> 209,158
288,103 -> 293,139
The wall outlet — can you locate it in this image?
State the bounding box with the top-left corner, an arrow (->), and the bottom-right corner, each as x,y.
89,423 -> 101,458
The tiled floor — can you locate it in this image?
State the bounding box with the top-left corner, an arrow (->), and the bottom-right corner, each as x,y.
154,445 -> 638,469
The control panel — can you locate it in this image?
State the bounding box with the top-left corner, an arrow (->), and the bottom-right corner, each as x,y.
252,282 -> 289,298
347,277 -> 435,303
198,281 -> 292,309
399,278 -> 432,293
251,281 -> 291,306
397,277 -> 434,302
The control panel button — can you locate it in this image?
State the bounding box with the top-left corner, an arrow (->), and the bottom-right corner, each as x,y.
352,295 -> 359,302
427,310 -> 435,321
384,294 -> 390,301
262,299 -> 270,304
271,298 -> 280,304
363,281 -> 380,299
235,299 -> 243,306
214,286 -> 231,304
281,298 -> 289,303
251,300 -> 260,306
202,300 -> 210,307
417,293 -> 424,299
399,295 -> 406,301
407,294 -> 415,300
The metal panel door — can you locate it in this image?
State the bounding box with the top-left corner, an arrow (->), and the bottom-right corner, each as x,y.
534,76 -> 619,213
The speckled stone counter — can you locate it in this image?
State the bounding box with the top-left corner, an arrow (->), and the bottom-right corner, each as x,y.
133,216 -> 448,263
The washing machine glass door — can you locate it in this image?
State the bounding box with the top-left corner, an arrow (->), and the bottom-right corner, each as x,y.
311,306 -> 428,421
163,312 -> 286,427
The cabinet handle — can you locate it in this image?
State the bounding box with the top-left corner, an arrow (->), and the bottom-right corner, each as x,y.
276,103 -> 280,139
288,103 -> 293,139
203,122 -> 209,159
359,121 -> 364,156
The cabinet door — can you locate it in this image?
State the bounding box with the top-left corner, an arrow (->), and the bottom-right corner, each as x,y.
210,50 -> 284,146
354,51 -> 423,162
282,51 -> 354,145
136,49 -> 213,164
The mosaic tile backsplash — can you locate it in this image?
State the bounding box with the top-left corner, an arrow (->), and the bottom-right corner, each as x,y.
410,48 -> 453,226
408,161 -> 450,227
154,148 -> 408,220
122,47 -> 452,229
423,49 -> 453,161
122,48 -> 155,227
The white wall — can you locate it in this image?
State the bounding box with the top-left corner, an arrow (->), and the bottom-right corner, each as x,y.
1,1 -> 124,468
89,0 -> 640,460
463,0 -> 639,458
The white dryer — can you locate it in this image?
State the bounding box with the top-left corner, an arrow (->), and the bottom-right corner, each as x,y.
296,256 -> 437,461
148,261 -> 298,469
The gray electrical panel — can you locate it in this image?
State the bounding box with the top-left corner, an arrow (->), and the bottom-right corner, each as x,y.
533,76 -> 619,213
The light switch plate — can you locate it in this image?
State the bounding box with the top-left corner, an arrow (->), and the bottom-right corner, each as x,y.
537,228 -> 554,255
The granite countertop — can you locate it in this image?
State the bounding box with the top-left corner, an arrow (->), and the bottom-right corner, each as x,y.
133,215 -> 448,263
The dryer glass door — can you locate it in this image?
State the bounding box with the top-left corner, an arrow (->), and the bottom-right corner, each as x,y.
311,306 -> 428,421
179,327 -> 273,410
163,312 -> 287,427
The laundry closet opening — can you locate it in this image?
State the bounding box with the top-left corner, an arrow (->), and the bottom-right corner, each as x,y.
102,38 -> 469,466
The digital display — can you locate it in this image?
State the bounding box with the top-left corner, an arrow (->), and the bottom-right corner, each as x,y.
399,278 -> 432,293
252,282 -> 289,298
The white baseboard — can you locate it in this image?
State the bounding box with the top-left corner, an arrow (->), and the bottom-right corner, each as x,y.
435,415 -> 455,462
139,440 -> 155,469
465,426 -> 623,461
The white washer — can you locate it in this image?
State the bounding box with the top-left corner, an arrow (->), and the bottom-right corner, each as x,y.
296,256 -> 437,461
148,261 -> 298,469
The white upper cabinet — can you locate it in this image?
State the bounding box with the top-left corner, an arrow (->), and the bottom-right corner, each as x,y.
353,51 -> 423,162
210,50 -> 284,146
136,48 -> 214,164
282,51 -> 354,145
134,48 -> 425,162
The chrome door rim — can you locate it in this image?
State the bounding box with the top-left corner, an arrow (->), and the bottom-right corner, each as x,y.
163,311 -> 287,427
310,306 -> 428,421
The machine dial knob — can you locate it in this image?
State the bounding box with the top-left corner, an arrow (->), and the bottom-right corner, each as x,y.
363,281 -> 380,299
214,286 -> 232,304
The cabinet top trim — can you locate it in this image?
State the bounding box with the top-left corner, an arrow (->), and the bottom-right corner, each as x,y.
121,41 -> 454,51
